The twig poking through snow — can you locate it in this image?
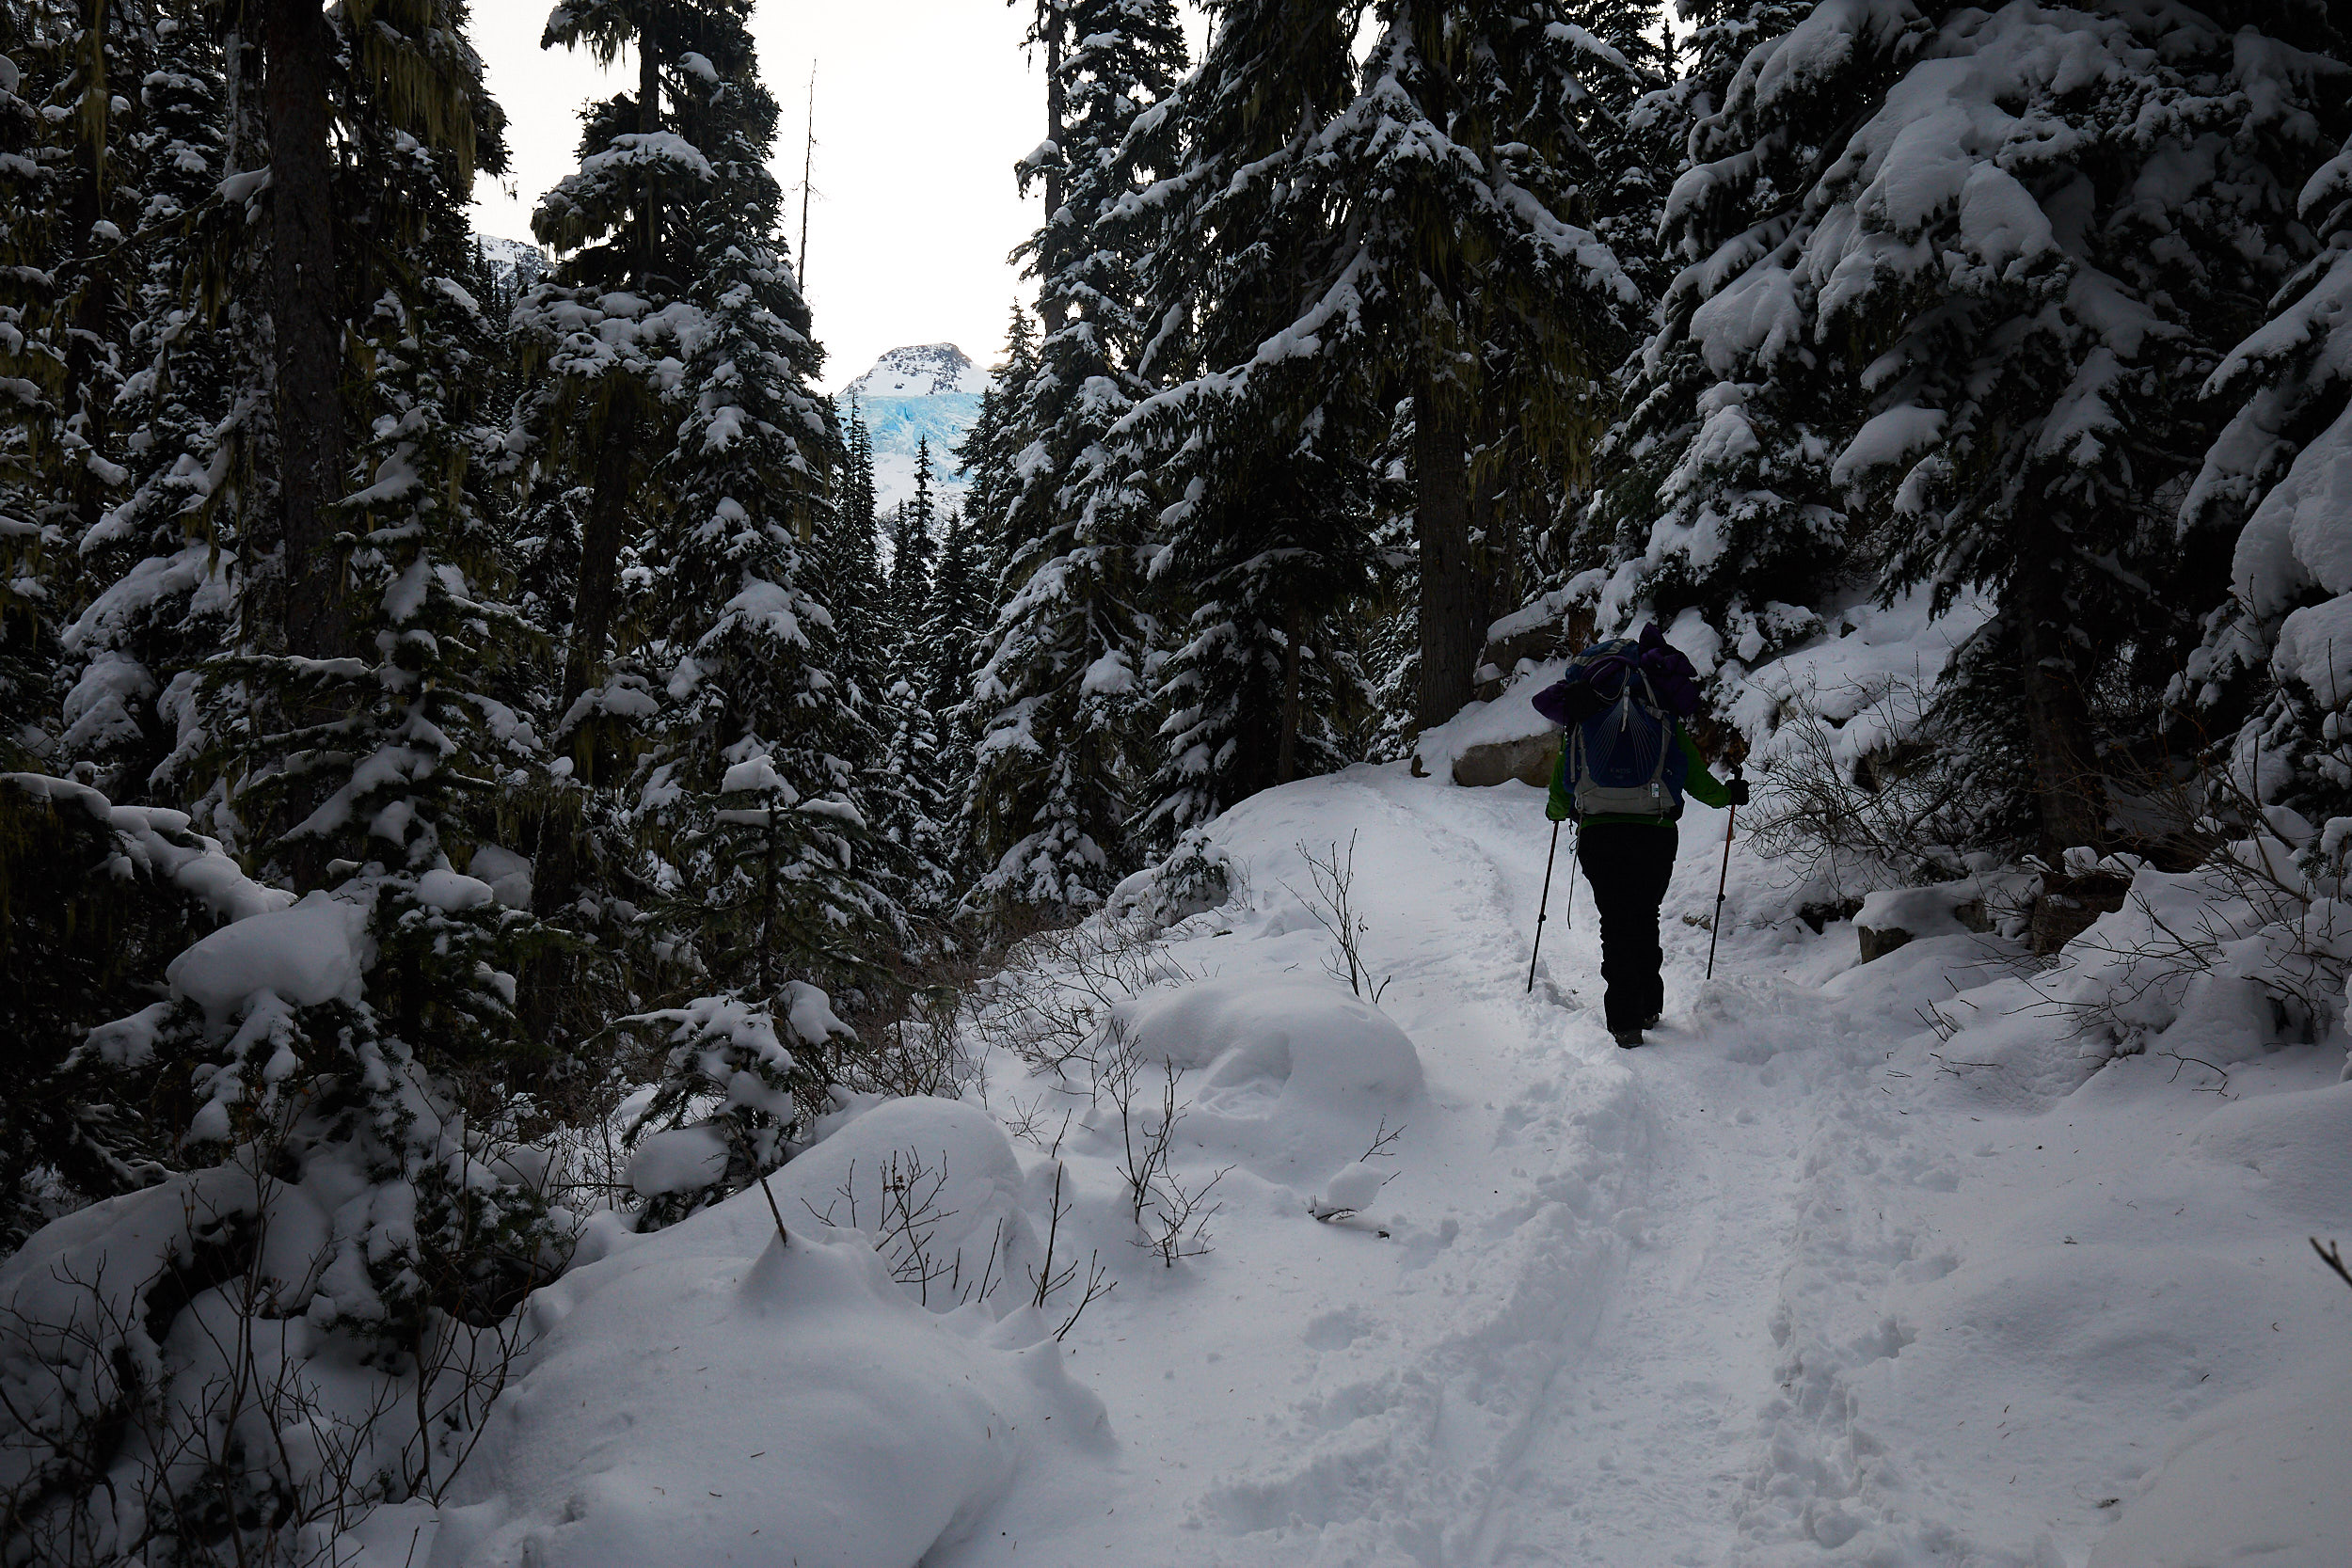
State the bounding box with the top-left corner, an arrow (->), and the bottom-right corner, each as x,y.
2312,1237 -> 2352,1292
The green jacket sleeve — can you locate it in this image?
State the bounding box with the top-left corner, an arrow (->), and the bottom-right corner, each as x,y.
1546,736 -> 1573,822
1678,727 -> 1732,810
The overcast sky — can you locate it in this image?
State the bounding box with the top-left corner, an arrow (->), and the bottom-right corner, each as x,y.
469,3 -> 1205,392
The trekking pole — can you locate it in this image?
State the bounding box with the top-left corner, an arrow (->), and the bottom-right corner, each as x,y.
1527,819 -> 1562,994
1705,769 -> 1740,981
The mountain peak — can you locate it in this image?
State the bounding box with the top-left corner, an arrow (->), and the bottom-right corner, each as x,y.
845,343 -> 986,400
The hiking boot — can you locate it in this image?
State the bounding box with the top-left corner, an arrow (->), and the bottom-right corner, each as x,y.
1642,1010 -> 1662,1029
1613,1029 -> 1643,1049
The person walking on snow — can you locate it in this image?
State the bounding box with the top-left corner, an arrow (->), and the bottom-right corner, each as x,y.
1532,625 -> 1747,1048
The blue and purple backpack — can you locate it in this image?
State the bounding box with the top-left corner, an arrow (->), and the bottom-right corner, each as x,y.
1532,625 -> 1702,819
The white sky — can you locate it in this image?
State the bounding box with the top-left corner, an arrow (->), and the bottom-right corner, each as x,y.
469,3 -> 1206,393
469,6 -> 1682,393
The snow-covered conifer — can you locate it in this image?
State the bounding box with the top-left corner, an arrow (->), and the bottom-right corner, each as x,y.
1108,0 -> 1370,831
956,305 -> 1036,586
58,6 -> 242,801
2183,118 -> 2352,834
0,3 -> 166,760
1713,1 -> 2344,854
1549,0 -> 1848,704
628,9 -> 888,997
962,0 -> 1186,913
889,436 -> 940,610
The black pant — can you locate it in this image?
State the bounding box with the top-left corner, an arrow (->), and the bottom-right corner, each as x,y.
1575,821 -> 1677,1034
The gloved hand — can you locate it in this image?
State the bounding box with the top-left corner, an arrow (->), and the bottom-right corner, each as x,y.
1725,778 -> 1751,807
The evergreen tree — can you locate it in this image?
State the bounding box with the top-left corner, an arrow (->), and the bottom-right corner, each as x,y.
1327,2 -> 1643,731
0,14 -> 47,757
889,435 -> 940,610
1645,0 -> 2344,855
1551,0 -> 1853,705
517,0 -> 730,978
964,0 -> 1186,911
822,392 -> 890,738
1114,0 -> 1368,834
627,5 -> 883,1006
57,3 -> 239,802
955,304 -> 1037,587
0,2 -> 162,764
914,505 -> 989,898
6,17 -> 575,1519
1579,0 -> 1677,315
2182,116 -> 2352,834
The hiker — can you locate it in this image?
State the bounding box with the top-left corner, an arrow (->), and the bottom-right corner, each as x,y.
1532,625 -> 1747,1048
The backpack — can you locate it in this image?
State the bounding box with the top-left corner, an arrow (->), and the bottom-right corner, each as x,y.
1552,628 -> 1700,819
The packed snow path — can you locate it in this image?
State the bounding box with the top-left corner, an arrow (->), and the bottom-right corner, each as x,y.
964,767 -> 2349,1568
437,764 -> 2350,1568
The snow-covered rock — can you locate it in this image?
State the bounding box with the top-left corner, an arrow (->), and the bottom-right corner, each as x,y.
1854,880 -> 1992,961
842,342 -> 988,400
1415,659 -> 1566,788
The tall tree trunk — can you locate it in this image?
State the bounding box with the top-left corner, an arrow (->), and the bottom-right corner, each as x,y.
561,401 -> 639,728
1039,15 -> 1067,335
261,0 -> 347,662
528,23 -> 660,1038
62,0 -> 112,538
2015,562 -> 2103,859
528,395 -> 640,1034
637,23 -> 660,287
1277,598 -> 1304,784
1415,371 -> 1479,732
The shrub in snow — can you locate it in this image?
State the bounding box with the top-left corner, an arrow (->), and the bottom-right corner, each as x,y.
0,773 -> 278,1247
619,985 -> 852,1231
1915,830 -> 2352,1101
768,1095 -> 1043,1311
1104,826 -> 1238,934
0,779 -> 574,1560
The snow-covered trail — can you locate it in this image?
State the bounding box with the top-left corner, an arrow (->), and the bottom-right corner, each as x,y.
961,764 -> 2349,1568
968,768 -> 1855,1566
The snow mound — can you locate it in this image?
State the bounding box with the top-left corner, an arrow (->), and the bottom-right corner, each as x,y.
1110,977 -> 1422,1178
2191,1082 -> 2352,1222
768,1096 -> 1041,1306
623,1124 -> 729,1197
434,1210 -> 1104,1568
2087,1368 -> 2352,1568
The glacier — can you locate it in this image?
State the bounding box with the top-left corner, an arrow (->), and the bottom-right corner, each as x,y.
839,342 -> 988,514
